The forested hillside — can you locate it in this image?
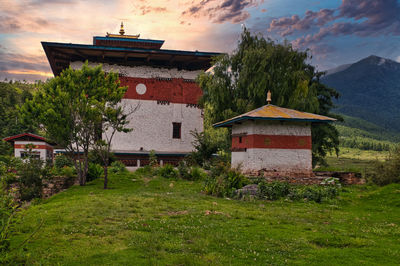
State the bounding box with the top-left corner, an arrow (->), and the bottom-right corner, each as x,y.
322,55 -> 400,133
335,115 -> 399,152
0,81 -> 37,154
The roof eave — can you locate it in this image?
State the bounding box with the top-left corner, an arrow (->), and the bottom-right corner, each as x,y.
213,116 -> 337,128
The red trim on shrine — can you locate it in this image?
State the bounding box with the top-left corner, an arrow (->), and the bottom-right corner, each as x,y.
120,77 -> 203,105
232,135 -> 312,150
14,144 -> 54,151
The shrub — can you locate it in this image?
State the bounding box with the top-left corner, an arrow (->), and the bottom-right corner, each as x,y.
18,157 -> 43,201
59,166 -> 76,178
109,161 -> 127,174
189,166 -> 206,180
149,150 -> 158,167
257,181 -> 290,200
177,161 -> 206,181
367,148 -> 400,186
288,185 -> 339,203
0,162 -> 17,187
0,186 -> 19,256
87,163 -> 103,182
255,179 -> 340,203
157,164 -> 178,179
203,162 -> 248,197
54,154 -> 74,168
177,161 -> 190,180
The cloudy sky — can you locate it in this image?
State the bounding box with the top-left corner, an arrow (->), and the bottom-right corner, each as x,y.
1,0 -> 400,82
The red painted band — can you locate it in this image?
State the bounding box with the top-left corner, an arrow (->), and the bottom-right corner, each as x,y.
120,77 -> 203,105
14,144 -> 53,151
232,134 -> 311,150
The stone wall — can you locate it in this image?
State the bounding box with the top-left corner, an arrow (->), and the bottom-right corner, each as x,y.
247,170 -> 365,185
314,171 -> 365,185
41,176 -> 77,198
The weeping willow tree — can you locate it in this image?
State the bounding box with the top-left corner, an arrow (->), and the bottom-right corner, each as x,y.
197,29 -> 341,166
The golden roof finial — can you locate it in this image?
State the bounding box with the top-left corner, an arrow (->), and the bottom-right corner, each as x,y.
119,21 -> 125,35
267,90 -> 272,104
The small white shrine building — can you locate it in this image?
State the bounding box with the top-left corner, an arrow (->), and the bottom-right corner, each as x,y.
213,93 -> 336,177
3,133 -> 54,162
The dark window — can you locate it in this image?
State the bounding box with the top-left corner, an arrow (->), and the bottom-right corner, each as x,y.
172,122 -> 181,139
239,136 -> 242,143
20,151 -> 40,159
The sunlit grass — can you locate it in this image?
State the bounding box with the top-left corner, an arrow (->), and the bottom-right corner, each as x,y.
8,171 -> 400,265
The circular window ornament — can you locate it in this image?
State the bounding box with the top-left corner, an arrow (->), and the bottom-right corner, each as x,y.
136,83 -> 147,95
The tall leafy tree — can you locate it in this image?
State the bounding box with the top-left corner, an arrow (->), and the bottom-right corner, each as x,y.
198,29 -> 341,166
0,81 -> 36,155
20,62 -> 128,185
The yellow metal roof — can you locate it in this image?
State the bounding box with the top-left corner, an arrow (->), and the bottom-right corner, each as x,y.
213,104 -> 336,127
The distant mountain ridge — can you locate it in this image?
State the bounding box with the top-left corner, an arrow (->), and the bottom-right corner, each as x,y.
322,55 -> 400,135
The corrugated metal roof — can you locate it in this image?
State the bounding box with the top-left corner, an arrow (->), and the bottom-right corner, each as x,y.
213,104 -> 336,127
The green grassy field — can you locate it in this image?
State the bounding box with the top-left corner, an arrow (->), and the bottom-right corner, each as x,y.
8,172 -> 400,265
315,147 -> 391,173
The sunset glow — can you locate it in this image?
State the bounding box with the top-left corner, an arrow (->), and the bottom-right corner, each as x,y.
1,0 -> 400,81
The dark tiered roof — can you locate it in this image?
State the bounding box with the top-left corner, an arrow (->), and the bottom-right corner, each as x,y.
42,33 -> 221,76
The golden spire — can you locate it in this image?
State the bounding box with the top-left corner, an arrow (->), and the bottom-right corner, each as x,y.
106,22 -> 140,39
119,21 -> 125,35
267,90 -> 272,104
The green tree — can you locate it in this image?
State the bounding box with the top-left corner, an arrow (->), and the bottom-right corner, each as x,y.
197,29 -> 341,166
92,99 -> 137,189
0,81 -> 37,156
20,62 -> 128,185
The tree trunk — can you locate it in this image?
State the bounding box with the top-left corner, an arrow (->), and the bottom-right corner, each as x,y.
103,165 -> 108,189
82,150 -> 89,186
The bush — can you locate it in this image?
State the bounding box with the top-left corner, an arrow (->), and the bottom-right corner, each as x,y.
203,162 -> 248,197
135,165 -> 154,177
177,161 -> 206,181
367,147 -> 400,186
109,161 -> 127,174
59,166 -> 76,178
18,157 -> 43,201
177,161 -> 190,180
257,181 -> 290,200
189,166 -> 206,180
87,163 -> 103,182
157,164 -> 178,179
54,154 -> 74,168
288,185 -> 339,203
149,150 -> 158,167
0,186 -> 19,256
256,180 -> 340,203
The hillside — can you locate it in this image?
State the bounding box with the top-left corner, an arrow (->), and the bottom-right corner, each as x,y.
7,173 -> 400,265
322,55 -> 400,133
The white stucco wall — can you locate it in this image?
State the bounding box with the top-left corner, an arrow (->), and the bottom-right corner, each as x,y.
14,141 -> 50,161
70,61 -> 202,80
70,61 -> 204,154
109,99 -> 203,153
232,148 -> 312,173
231,120 -> 312,174
232,120 -> 311,136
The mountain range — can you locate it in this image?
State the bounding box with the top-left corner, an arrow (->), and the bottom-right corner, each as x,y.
322,55 -> 400,138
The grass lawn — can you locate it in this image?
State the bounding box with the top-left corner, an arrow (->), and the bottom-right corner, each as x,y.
8,172 -> 400,265
316,148 -> 391,173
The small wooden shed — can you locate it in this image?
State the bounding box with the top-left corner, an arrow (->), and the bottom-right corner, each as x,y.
213,100 -> 336,178
3,133 -> 54,162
